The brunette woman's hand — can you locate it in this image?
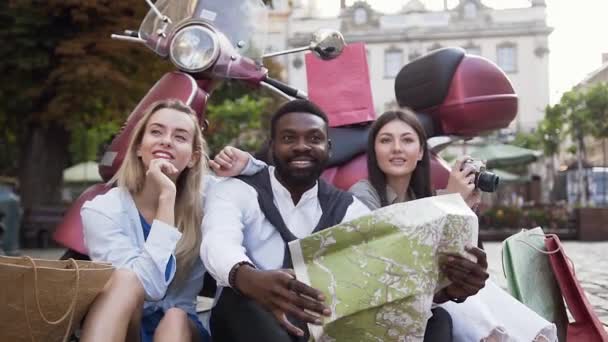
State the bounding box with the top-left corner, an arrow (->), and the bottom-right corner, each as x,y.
147,158 -> 178,195
446,156 -> 478,207
234,266 -> 330,337
209,146 -> 251,177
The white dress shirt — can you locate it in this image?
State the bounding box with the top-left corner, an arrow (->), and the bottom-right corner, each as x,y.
201,166 -> 371,287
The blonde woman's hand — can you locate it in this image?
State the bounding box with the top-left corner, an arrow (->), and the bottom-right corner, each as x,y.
446,156 -> 477,204
146,158 -> 178,196
210,146 -> 250,177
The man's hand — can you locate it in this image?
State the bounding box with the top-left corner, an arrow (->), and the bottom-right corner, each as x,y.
209,146 -> 250,177
235,266 -> 330,337
437,246 -> 489,302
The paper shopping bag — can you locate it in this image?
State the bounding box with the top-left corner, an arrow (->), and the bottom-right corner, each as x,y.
545,235 -> 608,342
0,256 -> 114,342
502,227 -> 568,341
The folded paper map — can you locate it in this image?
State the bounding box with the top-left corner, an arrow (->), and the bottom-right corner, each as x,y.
288,194 -> 478,341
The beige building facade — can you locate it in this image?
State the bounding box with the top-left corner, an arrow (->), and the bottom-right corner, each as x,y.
267,0 -> 552,132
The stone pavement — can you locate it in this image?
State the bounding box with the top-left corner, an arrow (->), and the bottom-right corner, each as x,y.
22,242 -> 608,328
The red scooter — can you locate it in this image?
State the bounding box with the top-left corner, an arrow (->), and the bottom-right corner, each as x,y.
54,0 -> 518,257
53,0 -> 348,256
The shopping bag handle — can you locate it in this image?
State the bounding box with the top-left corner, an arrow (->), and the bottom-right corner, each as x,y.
501,230 -> 575,278
500,229 -> 557,278
23,257 -> 80,342
514,234 -> 561,254
515,233 -> 577,276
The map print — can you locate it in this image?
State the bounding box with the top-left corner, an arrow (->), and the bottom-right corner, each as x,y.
289,194 -> 478,342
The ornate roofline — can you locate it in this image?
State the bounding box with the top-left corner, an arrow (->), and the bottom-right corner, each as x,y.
288,25 -> 553,46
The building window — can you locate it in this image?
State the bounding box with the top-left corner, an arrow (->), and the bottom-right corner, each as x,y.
464,2 -> 478,19
497,43 -> 517,73
354,8 -> 368,25
384,48 -> 403,78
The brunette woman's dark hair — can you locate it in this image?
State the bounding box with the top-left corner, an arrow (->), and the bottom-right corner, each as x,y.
367,109 -> 433,206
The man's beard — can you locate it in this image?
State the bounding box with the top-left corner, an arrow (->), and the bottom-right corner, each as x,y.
273,155 -> 328,188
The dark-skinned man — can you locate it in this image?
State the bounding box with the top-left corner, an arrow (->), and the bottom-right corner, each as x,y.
200,99 -> 489,341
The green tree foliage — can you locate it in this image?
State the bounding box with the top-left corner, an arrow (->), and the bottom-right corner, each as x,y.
0,0 -> 170,128
537,104 -> 565,158
541,86 -> 608,205
512,131 -> 541,150
205,95 -> 270,154
69,121 -> 120,163
0,0 -> 173,207
0,0 -> 284,207
561,89 -> 594,204
585,82 -> 608,202
585,83 -> 608,164
204,56 -> 286,155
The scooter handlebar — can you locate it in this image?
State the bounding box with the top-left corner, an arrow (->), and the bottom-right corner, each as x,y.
262,76 -> 308,100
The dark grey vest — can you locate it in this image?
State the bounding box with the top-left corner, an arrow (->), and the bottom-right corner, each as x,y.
236,167 -> 353,267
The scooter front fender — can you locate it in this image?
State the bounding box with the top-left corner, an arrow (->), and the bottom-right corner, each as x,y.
53,184 -> 111,254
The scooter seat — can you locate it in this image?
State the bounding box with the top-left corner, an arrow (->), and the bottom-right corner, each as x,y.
327,124 -> 371,168
395,47 -> 466,111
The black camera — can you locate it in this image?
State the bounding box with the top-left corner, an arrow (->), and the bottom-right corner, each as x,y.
463,160 -> 500,193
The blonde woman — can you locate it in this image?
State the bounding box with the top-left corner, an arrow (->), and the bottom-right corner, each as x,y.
80,100 -> 259,342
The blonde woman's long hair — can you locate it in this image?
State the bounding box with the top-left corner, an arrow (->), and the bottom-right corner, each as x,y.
111,99 -> 207,284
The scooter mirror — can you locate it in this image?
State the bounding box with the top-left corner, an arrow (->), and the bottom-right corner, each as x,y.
310,29 -> 346,60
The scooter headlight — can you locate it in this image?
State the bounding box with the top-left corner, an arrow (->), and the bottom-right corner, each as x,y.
170,25 -> 219,73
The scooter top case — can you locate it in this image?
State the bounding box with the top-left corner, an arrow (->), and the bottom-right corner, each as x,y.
395,47 -> 518,138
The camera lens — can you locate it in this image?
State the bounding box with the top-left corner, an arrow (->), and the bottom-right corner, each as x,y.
476,171 -> 500,192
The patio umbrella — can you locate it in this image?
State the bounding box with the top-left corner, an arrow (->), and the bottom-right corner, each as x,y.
63,161 -> 102,183
490,168 -> 528,183
470,143 -> 541,169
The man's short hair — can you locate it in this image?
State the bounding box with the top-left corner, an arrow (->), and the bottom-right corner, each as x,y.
270,99 -> 329,139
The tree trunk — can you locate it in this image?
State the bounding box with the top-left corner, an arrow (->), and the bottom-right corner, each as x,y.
576,137 -> 586,206
579,136 -> 591,206
18,123 -> 70,210
546,154 -> 555,202
602,139 -> 608,207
